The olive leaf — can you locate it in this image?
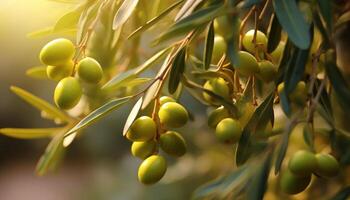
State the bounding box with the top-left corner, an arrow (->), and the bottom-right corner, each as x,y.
141,80 -> 161,110
203,22 -> 214,69
273,0 -> 311,49
303,123 -> 315,151
128,0 -> 184,39
242,0 -> 262,9
0,127 -> 63,139
76,1 -> 100,44
317,0 -> 333,32
335,11 -> 350,29
10,86 -> 72,123
113,0 -> 139,30
26,27 -> 76,39
102,48 -> 169,92
192,70 -> 221,79
64,96 -> 132,137
225,15 -> 240,66
53,8 -> 82,32
175,0 -> 203,21
267,14 -> 282,53
26,66 -> 48,80
329,186 -> 350,200
123,96 -> 143,136
169,48 -> 186,94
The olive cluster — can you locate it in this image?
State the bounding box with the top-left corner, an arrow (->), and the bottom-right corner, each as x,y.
39,38 -> 103,110
126,96 -> 189,184
281,150 -> 340,195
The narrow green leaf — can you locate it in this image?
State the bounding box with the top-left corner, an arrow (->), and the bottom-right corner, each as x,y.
318,0 -> 333,31
155,4 -> 224,44
273,0 -> 311,49
225,15 -> 240,66
236,93 -> 274,165
128,0 -> 184,39
169,48 -> 186,94
267,14 -> 282,53
192,70 -> 221,79
203,22 -> 214,69
65,96 -> 132,136
102,48 -> 169,91
26,27 -> 76,39
113,0 -> 139,30
0,127 -> 62,139
335,11 -> 350,29
26,66 -> 48,80
329,186 -> 350,200
123,97 -> 143,136
303,123 -> 315,151
10,86 -> 72,123
175,0 -> 203,21
242,0 -> 262,9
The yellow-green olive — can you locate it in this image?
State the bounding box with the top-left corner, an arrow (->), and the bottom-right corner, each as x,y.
212,35 -> 227,64
277,81 -> 307,106
203,78 -> 230,105
207,106 -> 230,128
159,96 -> 175,105
257,60 -> 278,83
288,150 -> 317,176
138,155 -> 167,184
54,77 -> 82,110
158,102 -> 189,128
77,57 -> 103,83
40,38 -> 75,66
315,153 -> 339,177
215,118 -> 242,143
242,30 -> 268,54
126,116 -> 156,141
160,131 -> 187,157
280,170 -> 311,195
235,51 -> 260,76
47,60 -> 74,81
131,140 -> 157,160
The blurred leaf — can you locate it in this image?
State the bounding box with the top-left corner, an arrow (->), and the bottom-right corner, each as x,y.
330,186 -> 350,200
155,4 -> 224,44
317,0 -> 333,31
247,152 -> 272,200
76,1 -> 100,44
226,15 -> 240,66
335,11 -> 350,29
175,0 -> 203,21
313,10 -> 330,48
169,48 -> 186,94
192,70 -> 220,79
102,48 -> 169,91
303,123 -> 315,151
127,78 -> 152,88
36,128 -> 67,176
273,0 -> 310,49
27,27 -> 76,38
267,14 -> 282,53
192,165 -> 250,200
123,97 -> 143,136
236,93 -> 274,165
128,0 -> 184,39
113,0 -> 139,30
26,66 -> 48,80
53,8 -> 82,32
48,0 -> 79,3
315,79 -> 333,118
242,0 -> 262,8
203,22 -> 214,69
65,96 -> 132,136
10,86 -> 72,123
0,127 -> 62,139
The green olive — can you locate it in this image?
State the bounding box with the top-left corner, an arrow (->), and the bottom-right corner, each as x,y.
271,42 -> 285,64
257,60 -> 278,83
280,170 -> 311,195
215,118 -> 242,143
77,57 -> 103,83
235,51 -> 260,76
207,106 -> 230,128
54,77 -> 82,110
214,15 -> 233,39
212,35 -> 227,64
131,140 -> 157,160
40,38 -> 75,66
158,102 -> 189,128
126,116 -> 156,141
203,78 -> 230,105
160,131 -> 187,157
138,155 -> 167,184
242,30 -> 268,54
277,81 -> 307,106
159,96 -> 175,105
47,60 -> 74,81
315,153 -> 339,177
288,150 -> 317,176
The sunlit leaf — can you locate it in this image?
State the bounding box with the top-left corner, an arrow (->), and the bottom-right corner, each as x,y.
26,66 -> 48,80
10,86 -> 72,123
141,80 -> 161,110
175,0 -> 203,21
65,96 -> 132,136
113,0 -> 139,30
169,48 -> 186,94
53,9 -> 82,32
273,0 -> 311,49
27,27 -> 76,39
0,127 -> 62,139
123,97 -> 143,136
128,0 -> 184,39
